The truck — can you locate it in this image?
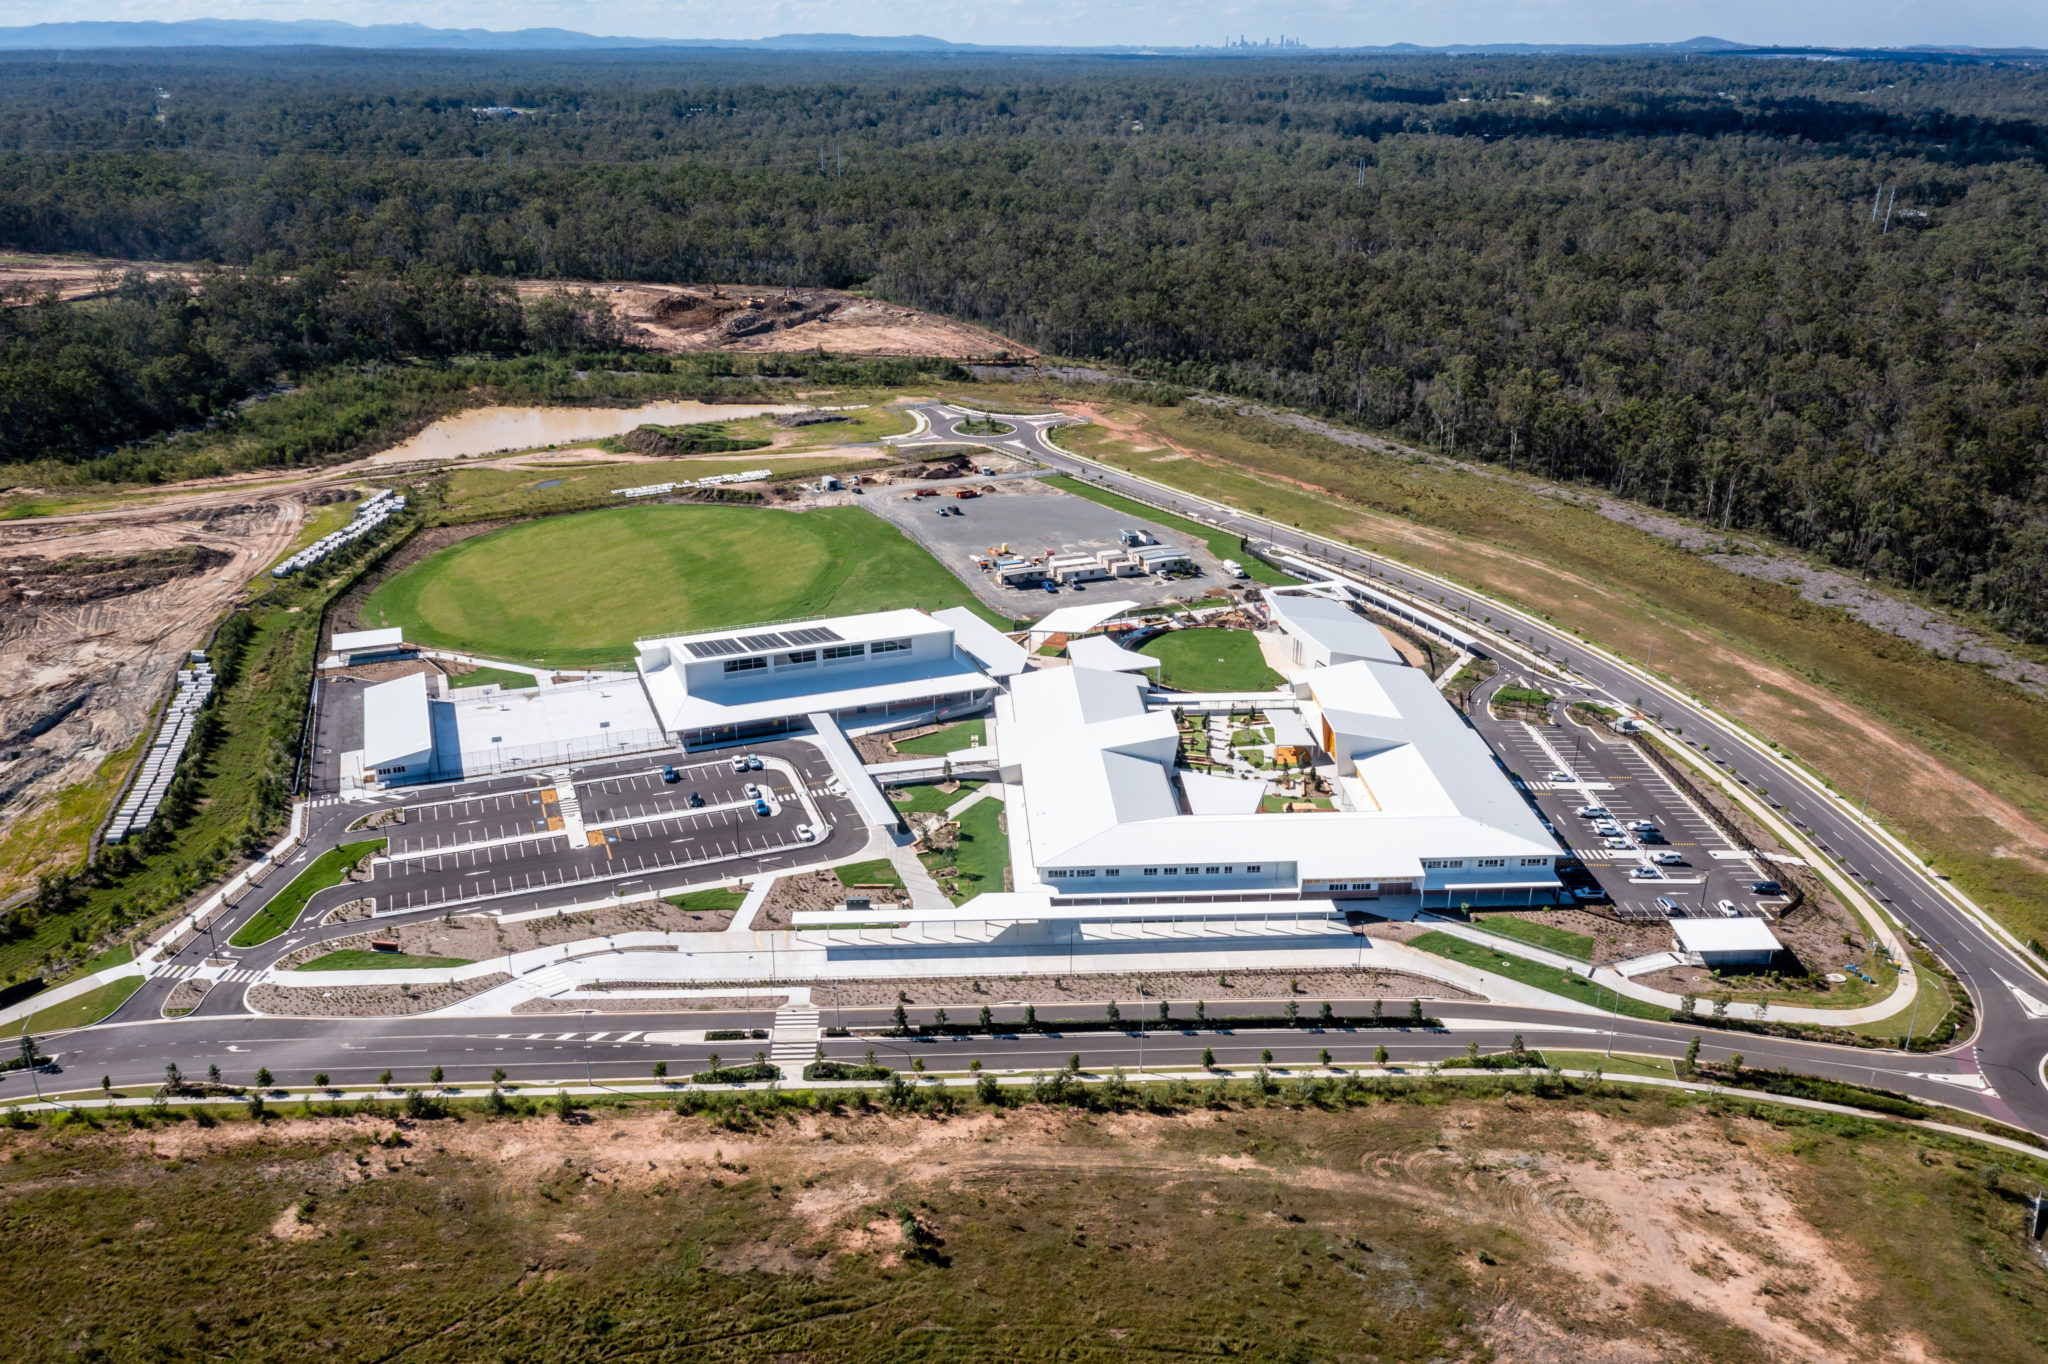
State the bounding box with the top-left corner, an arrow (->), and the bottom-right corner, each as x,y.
952,488 -> 980,499
1220,559 -> 1248,578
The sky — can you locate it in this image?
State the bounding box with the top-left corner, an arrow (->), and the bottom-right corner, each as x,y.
2,2 -> 2045,51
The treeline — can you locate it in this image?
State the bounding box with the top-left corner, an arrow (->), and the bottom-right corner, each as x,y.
0,264 -> 621,465
1,50 -> 2046,636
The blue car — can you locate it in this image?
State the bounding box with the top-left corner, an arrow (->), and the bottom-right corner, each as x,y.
1042,580 -> 1058,593
753,799 -> 772,817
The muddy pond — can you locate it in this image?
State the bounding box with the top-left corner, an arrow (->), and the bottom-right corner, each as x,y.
368,401 -> 805,465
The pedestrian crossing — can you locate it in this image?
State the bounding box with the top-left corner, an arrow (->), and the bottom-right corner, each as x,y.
152,965 -> 261,983
770,1006 -> 822,1064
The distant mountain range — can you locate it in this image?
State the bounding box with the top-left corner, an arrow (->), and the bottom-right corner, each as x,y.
0,20 -> 2036,59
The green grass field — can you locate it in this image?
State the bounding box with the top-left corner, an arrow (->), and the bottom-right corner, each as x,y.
921,797 -> 1009,905
1139,628 -> 1283,692
834,858 -> 904,889
445,666 -> 538,691
364,504 -> 1000,668
293,950 -> 472,972
229,840 -> 386,948
1470,913 -> 1596,961
664,887 -> 748,913
0,976 -> 143,1039
889,780 -> 986,815
892,719 -> 986,755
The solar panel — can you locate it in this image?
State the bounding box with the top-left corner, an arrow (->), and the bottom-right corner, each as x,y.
684,638 -> 745,659
783,626 -> 843,645
737,633 -> 787,651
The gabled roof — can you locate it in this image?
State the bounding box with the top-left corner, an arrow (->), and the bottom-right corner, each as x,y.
1067,633 -> 1161,673
931,607 -> 1029,678
1265,589 -> 1401,664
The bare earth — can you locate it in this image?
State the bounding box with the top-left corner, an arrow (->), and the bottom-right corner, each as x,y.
794,965 -> 1481,1008
248,974 -> 513,1017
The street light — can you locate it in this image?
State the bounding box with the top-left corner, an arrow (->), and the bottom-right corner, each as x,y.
576,1007 -> 596,1089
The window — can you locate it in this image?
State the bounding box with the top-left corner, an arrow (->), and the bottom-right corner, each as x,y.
723,656 -> 767,674
1142,867 -> 1158,876
1478,858 -> 1505,868
1104,869 -> 1120,877
1422,858 -> 1465,870
779,649 -> 817,666
1184,867 -> 1200,876
1244,864 -> 1261,874
1205,866 -> 1221,876
870,638 -> 912,655
1074,869 -> 1097,878
823,643 -> 864,661
1521,856 -> 1550,867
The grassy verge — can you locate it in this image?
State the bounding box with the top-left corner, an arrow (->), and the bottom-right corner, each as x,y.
0,732 -> 146,908
663,887 -> 748,914
1138,627 -> 1282,692
891,719 -> 986,755
0,976 -> 143,1039
920,798 -> 1009,905
293,950 -> 471,971
834,859 -> 904,890
1470,913 -> 1595,961
229,840 -> 386,948
1409,931 -> 1672,1020
444,666 -> 539,691
1539,1049 -> 1680,1079
1041,471 -> 1294,584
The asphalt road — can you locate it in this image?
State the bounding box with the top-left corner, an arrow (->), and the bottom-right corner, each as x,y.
1017,417 -> 2048,1135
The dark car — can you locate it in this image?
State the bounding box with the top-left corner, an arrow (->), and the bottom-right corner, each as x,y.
661,765 -> 679,783
1750,880 -> 1783,896
688,791 -> 706,808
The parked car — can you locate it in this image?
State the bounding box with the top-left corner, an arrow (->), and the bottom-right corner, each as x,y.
753,798 -> 772,817
1043,580 -> 1059,593
1630,820 -> 1657,833
1548,770 -> 1574,783
661,765 -> 679,783
1716,899 -> 1739,917
1639,831 -> 1667,845
687,791 -> 706,808
796,823 -> 817,843
1654,852 -> 1685,866
1572,886 -> 1606,902
1602,836 -> 1630,850
731,756 -> 750,773
747,754 -> 764,770
1630,865 -> 1661,880
1575,805 -> 1607,818
1655,896 -> 1680,915
1751,880 -> 1783,895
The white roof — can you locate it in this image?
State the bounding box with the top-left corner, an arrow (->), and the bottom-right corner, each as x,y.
333,627 -> 404,653
639,607 -> 946,654
1067,633 -> 1160,673
931,607 -> 1029,678
1265,589 -> 1400,664
1270,710 -> 1315,748
432,677 -> 661,763
1027,599 -> 1139,643
641,653 -> 990,733
1000,660 -> 1557,885
362,672 -> 431,767
1672,918 -> 1783,955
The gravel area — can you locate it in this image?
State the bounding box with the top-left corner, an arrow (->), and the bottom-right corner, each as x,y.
512,993 -> 787,1014
162,977 -> 211,1016
286,901 -> 736,967
754,869 -> 897,930
799,965 -> 1478,1008
250,975 -> 512,1017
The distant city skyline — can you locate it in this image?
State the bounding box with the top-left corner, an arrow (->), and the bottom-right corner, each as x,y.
2,2 -> 2044,51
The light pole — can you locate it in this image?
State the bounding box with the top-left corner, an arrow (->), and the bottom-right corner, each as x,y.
1137,981 -> 1145,1081
576,1008 -> 595,1089
1859,768 -> 1873,820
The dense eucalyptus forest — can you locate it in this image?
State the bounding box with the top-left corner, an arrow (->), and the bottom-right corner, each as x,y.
1,48 -> 2045,636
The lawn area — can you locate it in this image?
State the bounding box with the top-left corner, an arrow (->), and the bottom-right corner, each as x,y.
1042,473 -> 1295,584
888,781 -> 986,815
664,887 -> 748,913
1540,1049 -> 1680,1079
229,839 -> 386,948
892,719 -> 987,755
364,504 -> 1002,668
920,797 -> 1009,905
1470,913 -> 1595,961
1408,931 -> 1671,1020
0,975 -> 143,1039
293,950 -> 472,971
834,858 -> 904,889
1139,628 -> 1283,692
445,666 -> 539,691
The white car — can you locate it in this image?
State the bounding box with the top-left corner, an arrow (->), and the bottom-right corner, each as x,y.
1602,836 -> 1630,850
743,782 -> 761,800
1576,805 -> 1608,818
1630,820 -> 1657,834
731,756 -> 750,773
796,823 -> 818,843
1629,865 -> 1661,880
1716,898 -> 1739,917
747,754 -> 765,771
1595,821 -> 1621,837
1654,852 -> 1685,866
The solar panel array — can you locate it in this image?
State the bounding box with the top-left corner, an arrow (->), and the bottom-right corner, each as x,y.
681,625 -> 844,660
